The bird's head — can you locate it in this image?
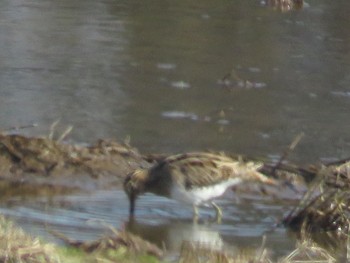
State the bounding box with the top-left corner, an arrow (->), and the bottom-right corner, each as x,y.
123,169 -> 148,217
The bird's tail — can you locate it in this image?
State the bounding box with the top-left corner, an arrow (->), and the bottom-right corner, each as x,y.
245,162 -> 278,185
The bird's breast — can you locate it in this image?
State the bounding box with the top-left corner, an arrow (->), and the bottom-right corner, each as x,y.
170,177 -> 243,205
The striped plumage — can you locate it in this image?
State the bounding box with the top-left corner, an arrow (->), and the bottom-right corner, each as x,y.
123,152 -> 276,221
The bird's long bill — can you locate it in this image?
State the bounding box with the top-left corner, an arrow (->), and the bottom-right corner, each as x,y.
129,194 -> 136,217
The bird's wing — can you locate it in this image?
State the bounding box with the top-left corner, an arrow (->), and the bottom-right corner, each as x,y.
160,152 -> 262,189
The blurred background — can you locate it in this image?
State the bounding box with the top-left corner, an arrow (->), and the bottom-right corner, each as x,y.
0,0 -> 349,164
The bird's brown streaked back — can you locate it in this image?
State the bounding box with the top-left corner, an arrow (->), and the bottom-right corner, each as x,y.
123,151 -> 277,219
154,152 -> 270,189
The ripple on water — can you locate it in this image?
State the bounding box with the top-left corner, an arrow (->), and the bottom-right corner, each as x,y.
331,91 -> 350,97
156,63 -> 177,70
161,111 -> 198,121
170,81 -> 191,89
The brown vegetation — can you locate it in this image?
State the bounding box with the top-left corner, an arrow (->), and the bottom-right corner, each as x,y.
49,227 -> 163,258
0,133 -> 148,193
0,132 -> 349,262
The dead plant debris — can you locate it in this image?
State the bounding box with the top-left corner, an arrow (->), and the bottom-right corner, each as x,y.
0,133 -> 149,192
280,239 -> 336,263
0,215 -> 59,263
282,184 -> 350,233
178,240 -> 271,263
49,227 -> 163,259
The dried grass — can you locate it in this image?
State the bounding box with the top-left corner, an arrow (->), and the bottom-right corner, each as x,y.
178,240 -> 272,263
280,163 -> 350,261
0,216 -> 59,263
283,161 -> 350,234
49,226 -> 163,259
279,239 -> 336,263
0,216 -> 162,263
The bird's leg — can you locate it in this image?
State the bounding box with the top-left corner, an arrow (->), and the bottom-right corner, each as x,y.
211,202 -> 222,223
193,204 -> 199,223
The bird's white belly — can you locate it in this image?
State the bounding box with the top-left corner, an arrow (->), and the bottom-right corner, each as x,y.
170,178 -> 242,205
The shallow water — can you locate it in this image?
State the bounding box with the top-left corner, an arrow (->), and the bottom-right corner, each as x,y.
0,0 -> 350,258
0,189 -> 297,259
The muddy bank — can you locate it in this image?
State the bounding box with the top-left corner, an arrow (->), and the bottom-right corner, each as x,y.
0,133 -> 149,194
0,132 -> 349,192
0,133 -> 348,195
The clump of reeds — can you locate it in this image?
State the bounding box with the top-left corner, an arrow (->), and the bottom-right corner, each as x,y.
262,0 -> 304,12
178,238 -> 338,263
0,215 -> 59,263
178,240 -> 271,263
280,239 -> 336,263
282,159 -> 350,234
282,187 -> 350,233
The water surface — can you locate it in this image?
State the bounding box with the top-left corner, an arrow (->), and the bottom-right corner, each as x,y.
0,0 -> 349,163
0,0 -> 350,258
0,189 -> 297,259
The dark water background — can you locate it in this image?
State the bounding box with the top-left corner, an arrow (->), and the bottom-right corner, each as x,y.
0,0 -> 350,259
1,0 -> 350,163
